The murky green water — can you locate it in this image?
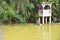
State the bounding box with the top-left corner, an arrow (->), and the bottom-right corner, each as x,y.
0,24 -> 60,40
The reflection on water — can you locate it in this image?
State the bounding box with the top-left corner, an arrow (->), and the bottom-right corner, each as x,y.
42,25 -> 52,40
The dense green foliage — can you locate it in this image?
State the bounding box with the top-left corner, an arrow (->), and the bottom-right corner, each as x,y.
0,0 -> 26,23
0,0 -> 60,24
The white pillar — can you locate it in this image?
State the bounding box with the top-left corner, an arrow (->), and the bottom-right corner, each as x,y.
46,17 -> 47,24
39,17 -> 40,24
49,16 -> 51,24
42,16 -> 44,24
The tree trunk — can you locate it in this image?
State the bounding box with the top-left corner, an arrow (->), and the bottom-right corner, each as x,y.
16,0 -> 22,14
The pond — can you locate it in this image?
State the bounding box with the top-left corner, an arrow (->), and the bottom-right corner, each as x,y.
0,24 -> 60,40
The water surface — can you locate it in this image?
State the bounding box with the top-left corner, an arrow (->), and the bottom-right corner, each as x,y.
2,24 -> 60,40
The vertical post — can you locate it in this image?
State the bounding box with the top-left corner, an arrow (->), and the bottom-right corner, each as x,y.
39,18 -> 41,22
49,16 -> 51,24
46,17 -> 47,24
42,16 -> 44,24
38,17 -> 40,24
